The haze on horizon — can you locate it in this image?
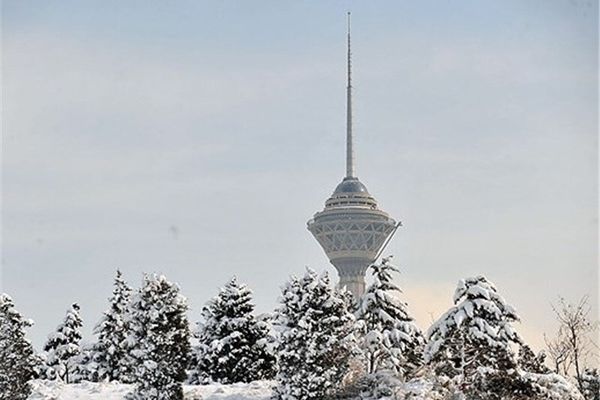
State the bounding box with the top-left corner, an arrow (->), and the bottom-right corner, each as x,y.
2,1 -> 598,352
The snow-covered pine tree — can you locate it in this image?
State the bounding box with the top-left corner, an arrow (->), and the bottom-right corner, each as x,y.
43,303 -> 83,383
125,274 -> 190,400
274,269 -> 356,400
0,294 -> 40,400
94,270 -> 133,382
518,344 -> 550,374
190,277 -> 275,384
356,257 -> 424,378
70,342 -> 99,383
579,368 -> 600,400
424,276 -> 523,398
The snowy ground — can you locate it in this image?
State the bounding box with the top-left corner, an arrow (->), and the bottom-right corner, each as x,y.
26,373 -> 584,400
27,380 -> 274,400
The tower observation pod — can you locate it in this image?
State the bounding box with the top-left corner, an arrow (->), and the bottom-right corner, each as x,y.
307,13 -> 399,299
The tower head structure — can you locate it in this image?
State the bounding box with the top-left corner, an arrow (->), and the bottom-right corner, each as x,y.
307,13 -> 398,299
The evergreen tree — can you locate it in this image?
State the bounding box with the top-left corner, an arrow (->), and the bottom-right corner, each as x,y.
579,368 -> 600,400
44,303 -> 83,383
274,269 -> 356,400
94,270 -> 133,382
518,344 -> 550,374
70,343 -> 99,383
0,294 -> 40,400
356,257 -> 424,378
191,277 -> 275,384
424,276 -> 522,398
125,274 -> 190,400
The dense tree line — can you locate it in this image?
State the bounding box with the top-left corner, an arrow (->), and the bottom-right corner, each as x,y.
0,262 -> 596,400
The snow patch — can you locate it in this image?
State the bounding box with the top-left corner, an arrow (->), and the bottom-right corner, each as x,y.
28,380 -> 274,400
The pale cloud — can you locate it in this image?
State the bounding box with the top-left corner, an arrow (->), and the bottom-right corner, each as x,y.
401,280 -> 455,329
4,31 -> 334,137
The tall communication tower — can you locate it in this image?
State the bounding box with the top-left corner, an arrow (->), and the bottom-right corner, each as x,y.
307,13 -> 399,299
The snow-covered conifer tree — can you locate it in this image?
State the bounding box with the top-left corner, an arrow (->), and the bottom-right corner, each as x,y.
518,344 -> 550,374
579,368 -> 600,400
424,276 -> 522,398
0,294 -> 40,399
43,303 -> 83,383
70,343 -> 99,383
94,270 -> 133,382
274,269 -> 356,400
356,257 -> 424,378
125,274 -> 190,400
190,277 -> 275,384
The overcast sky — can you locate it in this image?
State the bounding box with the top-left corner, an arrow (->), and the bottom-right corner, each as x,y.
2,1 -> 598,350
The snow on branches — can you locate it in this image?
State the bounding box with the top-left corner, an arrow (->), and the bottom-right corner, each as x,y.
273,269 -> 356,400
0,294 -> 40,399
43,303 -> 83,384
356,257 -> 424,378
124,273 -> 191,400
425,276 -> 522,374
93,270 -> 134,383
423,276 -> 530,399
190,277 -> 275,384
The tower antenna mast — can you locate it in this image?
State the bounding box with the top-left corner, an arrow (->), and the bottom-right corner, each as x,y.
346,11 -> 355,178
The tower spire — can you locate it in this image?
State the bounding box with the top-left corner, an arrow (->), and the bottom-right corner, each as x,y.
345,11 -> 355,178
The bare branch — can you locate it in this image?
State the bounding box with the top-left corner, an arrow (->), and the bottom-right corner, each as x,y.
548,295 -> 598,392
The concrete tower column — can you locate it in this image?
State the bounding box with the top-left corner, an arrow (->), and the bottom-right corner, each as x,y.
333,257 -> 371,299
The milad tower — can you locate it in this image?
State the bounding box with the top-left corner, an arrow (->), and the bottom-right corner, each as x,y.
307,14 -> 400,299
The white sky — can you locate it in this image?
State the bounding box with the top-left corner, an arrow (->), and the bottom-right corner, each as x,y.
2,1 -> 598,351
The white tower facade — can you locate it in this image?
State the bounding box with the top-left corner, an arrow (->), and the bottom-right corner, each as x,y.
307,14 -> 399,299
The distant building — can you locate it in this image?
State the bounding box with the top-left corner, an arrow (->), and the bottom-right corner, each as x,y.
307,14 -> 399,299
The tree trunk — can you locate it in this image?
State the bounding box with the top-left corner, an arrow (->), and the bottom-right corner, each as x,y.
570,325 -> 584,393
